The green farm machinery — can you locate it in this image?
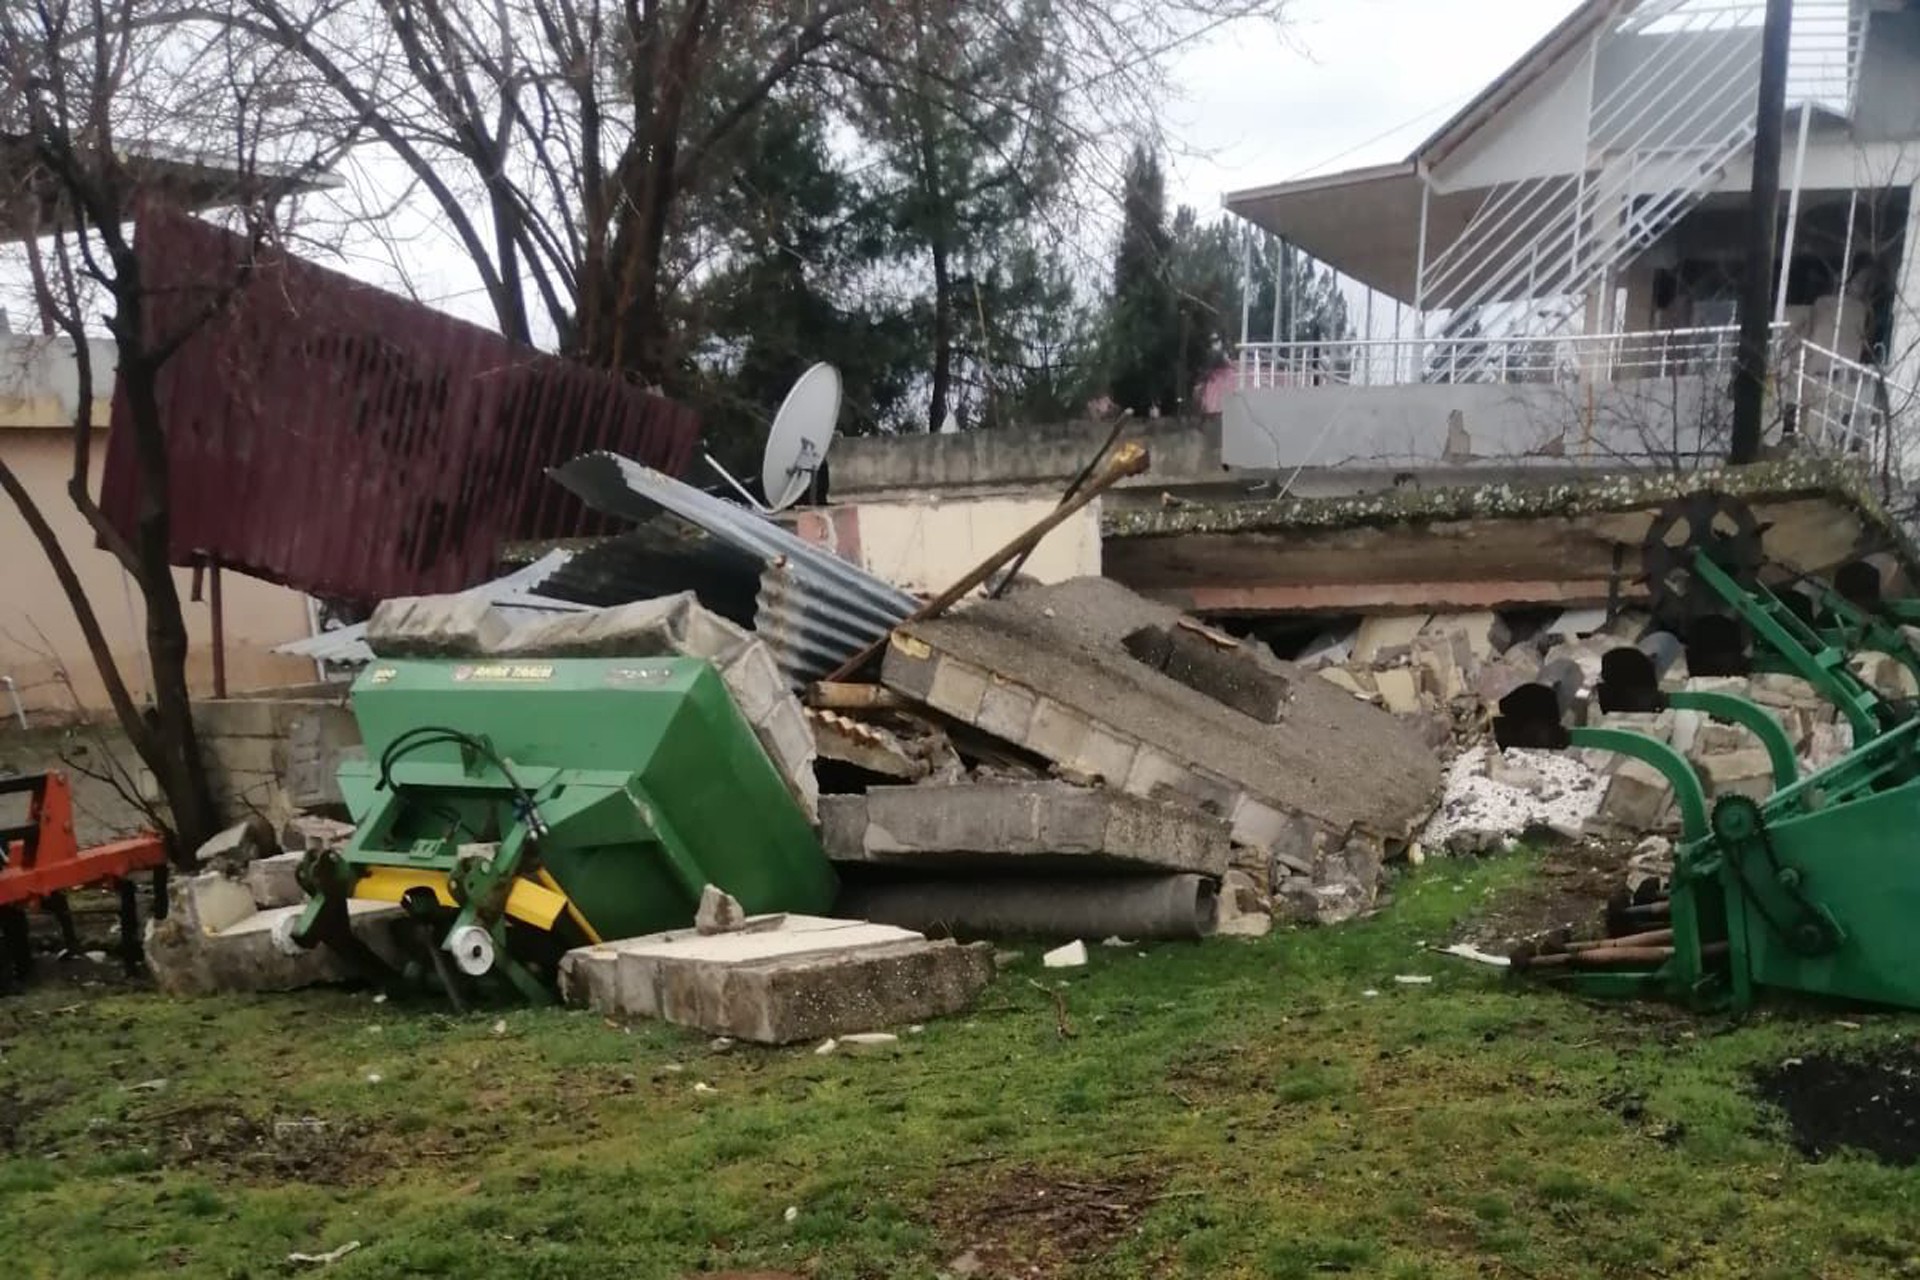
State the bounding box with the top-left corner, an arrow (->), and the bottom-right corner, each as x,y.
1496,493 -> 1920,1012
285,656 -> 835,1004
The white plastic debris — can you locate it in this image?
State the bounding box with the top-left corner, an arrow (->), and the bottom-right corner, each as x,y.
1393,974 -> 1434,985
783,1206 -> 799,1223
814,1038 -> 838,1055
491,1019 -> 508,1036
288,1240 -> 361,1266
840,1032 -> 898,1049
1438,942 -> 1512,968
1042,940 -> 1088,969
693,1081 -> 717,1094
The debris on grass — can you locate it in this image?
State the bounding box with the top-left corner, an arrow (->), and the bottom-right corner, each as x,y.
288,1240 -> 361,1266
1420,744 -> 1605,854
1042,941 -> 1087,969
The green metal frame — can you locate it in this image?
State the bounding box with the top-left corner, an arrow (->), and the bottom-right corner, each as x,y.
291,656 -> 835,1002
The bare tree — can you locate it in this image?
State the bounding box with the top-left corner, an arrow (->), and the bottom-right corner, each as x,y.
0,0 -> 346,859
220,0 -> 1287,384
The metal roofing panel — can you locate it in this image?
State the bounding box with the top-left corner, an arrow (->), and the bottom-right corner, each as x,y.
549,451 -> 916,686
100,208 -> 700,604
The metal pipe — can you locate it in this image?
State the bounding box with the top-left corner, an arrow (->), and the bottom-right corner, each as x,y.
1831,187 -> 1859,354
837,873 -> 1219,941
0,676 -> 26,730
1774,101 -> 1814,324
209,561 -> 227,700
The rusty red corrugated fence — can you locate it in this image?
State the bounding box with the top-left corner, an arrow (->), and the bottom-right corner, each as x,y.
100,207 -> 699,603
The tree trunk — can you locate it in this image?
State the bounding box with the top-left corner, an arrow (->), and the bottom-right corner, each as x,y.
929,242 -> 953,432
118,341 -> 221,861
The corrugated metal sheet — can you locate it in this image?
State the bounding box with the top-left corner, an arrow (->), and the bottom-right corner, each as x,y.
100,207 -> 700,604
550,452 -> 915,686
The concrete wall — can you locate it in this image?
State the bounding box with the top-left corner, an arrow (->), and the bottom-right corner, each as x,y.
793,496 -> 1101,594
831,419 -> 1224,499
1222,375 -> 1723,472
0,335 -> 316,718
1432,39 -> 1592,192
193,694 -> 361,825
1856,8 -> 1920,143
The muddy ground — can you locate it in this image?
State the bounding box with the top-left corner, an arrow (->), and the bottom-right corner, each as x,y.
1754,1044 -> 1920,1166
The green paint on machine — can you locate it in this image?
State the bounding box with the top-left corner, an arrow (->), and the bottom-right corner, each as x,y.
290,656 -> 835,1003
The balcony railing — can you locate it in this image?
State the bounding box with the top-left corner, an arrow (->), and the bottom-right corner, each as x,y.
1791,342 -> 1917,461
1235,324 -> 1787,391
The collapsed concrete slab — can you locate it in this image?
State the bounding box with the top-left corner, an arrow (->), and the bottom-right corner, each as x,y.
145,870 -> 407,996
836,873 -> 1220,941
819,782 -> 1231,877
880,578 -> 1440,917
558,914 -> 994,1044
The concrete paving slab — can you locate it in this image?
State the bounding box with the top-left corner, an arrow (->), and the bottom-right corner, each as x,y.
559,914 -> 994,1044
819,782 -> 1231,876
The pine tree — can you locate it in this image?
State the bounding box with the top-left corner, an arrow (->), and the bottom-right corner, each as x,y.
1107,145 -> 1182,416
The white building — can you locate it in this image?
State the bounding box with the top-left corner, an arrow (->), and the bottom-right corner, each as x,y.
1223,0 -> 1920,476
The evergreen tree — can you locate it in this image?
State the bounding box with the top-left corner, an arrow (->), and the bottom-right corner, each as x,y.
1107,145 -> 1182,416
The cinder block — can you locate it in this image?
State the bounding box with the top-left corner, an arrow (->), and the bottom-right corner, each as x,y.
927,657 -> 989,721
976,678 -> 1038,743
1025,698 -> 1091,761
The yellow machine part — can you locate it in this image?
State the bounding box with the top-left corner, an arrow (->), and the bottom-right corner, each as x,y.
350,866 -> 568,931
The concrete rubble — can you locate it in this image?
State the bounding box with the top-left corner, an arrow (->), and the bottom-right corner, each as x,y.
881,577 -> 1443,925
558,913 -> 995,1043
145,864 -> 407,997
819,782 -> 1230,876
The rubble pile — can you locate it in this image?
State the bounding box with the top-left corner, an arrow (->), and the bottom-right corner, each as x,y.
866,578 -> 1444,929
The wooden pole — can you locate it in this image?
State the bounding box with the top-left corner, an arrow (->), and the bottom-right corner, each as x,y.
822,443 -> 1151,682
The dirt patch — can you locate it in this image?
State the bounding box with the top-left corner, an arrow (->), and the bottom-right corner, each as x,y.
1453,839 -> 1638,951
128,1101 -> 423,1186
930,1163 -> 1161,1279
1753,1044 -> 1920,1166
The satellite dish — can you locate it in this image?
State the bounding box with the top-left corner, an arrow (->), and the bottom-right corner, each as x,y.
761,363 -> 841,512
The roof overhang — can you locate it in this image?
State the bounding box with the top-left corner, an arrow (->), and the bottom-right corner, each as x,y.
1222,162 -> 1487,303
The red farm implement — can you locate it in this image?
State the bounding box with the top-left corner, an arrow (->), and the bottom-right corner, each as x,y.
0,771 -> 168,990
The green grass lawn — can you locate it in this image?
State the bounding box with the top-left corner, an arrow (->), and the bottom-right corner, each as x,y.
4,853 -> 1919,1279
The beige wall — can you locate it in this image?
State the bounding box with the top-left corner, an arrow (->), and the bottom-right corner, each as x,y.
794,495 -> 1102,595
0,425 -> 315,719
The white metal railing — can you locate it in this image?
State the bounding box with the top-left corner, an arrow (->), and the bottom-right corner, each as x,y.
1235,324 -> 1777,391
1791,342 -> 1917,459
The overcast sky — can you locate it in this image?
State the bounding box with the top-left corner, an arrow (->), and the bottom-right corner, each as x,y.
1164,0 -> 1588,212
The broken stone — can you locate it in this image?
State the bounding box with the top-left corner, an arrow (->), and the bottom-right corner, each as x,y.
1373,667 -> 1424,716
1419,611 -> 1501,661
1215,870 -> 1272,938
1041,940 -> 1088,969
558,915 -> 994,1044
1315,666 -> 1375,698
818,782 -> 1231,877
1354,614 -> 1431,664
695,885 -> 747,936
243,851 -> 306,911
193,815 -> 277,874
1597,758 -> 1676,832
1698,748 -> 1777,801
279,814 -> 354,854
145,876 -> 406,997
365,593 -> 513,657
